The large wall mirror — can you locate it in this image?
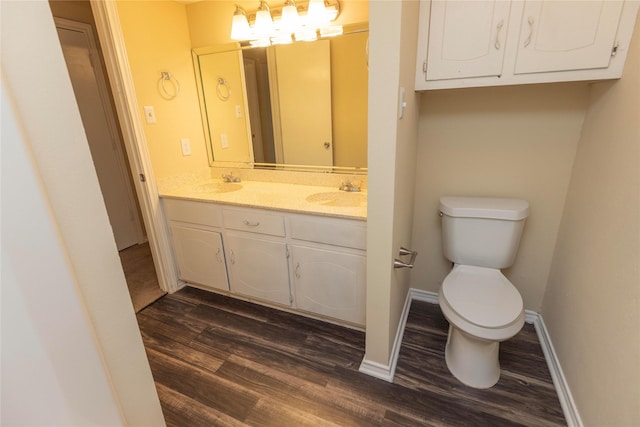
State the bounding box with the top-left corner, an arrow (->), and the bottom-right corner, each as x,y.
193,25 -> 368,172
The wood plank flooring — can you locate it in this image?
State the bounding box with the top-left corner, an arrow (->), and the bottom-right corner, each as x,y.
137,287 -> 566,426
119,242 -> 166,312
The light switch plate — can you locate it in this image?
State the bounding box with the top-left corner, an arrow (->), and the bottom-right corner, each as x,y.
143,106 -> 156,124
221,133 -> 229,149
181,138 -> 191,156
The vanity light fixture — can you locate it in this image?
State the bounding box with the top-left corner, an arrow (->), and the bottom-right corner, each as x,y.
307,0 -> 330,26
230,5 -> 252,41
280,0 -> 300,32
253,1 -> 274,37
230,0 -> 342,45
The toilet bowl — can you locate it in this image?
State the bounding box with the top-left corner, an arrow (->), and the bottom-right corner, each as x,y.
437,196 -> 529,389
438,264 -> 524,388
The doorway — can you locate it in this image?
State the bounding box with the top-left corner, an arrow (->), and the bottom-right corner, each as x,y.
54,16 -> 165,311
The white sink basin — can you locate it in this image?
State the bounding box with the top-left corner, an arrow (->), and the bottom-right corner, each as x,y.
306,191 -> 367,207
191,182 -> 242,193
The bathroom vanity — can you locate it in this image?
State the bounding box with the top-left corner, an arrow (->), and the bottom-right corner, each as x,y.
161,178 -> 367,327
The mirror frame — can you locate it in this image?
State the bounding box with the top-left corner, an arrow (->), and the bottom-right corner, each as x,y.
192,25 -> 369,175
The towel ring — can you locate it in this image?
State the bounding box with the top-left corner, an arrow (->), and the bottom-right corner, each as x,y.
216,78 -> 231,101
160,71 -> 180,99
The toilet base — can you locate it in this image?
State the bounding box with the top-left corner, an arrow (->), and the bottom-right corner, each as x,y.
444,325 -> 501,389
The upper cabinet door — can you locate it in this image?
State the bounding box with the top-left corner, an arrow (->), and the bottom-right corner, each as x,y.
514,0 -> 624,74
426,0 -> 512,80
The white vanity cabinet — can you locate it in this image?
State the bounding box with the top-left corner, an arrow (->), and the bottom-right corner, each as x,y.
169,224 -> 229,291
222,207 -> 292,307
289,214 -> 367,325
162,197 -> 367,327
163,199 -> 230,292
415,0 -> 639,90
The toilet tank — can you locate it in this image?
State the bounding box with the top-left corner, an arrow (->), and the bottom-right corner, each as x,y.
440,197 -> 529,269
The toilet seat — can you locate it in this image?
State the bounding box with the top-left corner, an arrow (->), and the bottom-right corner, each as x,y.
442,265 -> 523,329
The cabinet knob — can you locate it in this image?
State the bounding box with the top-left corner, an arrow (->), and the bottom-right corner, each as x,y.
295,262 -> 301,279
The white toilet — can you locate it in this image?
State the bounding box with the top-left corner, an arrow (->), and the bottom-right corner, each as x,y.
438,196 -> 529,389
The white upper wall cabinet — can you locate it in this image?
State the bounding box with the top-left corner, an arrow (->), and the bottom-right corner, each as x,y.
415,0 -> 639,90
426,1 -> 512,80
514,1 -> 624,74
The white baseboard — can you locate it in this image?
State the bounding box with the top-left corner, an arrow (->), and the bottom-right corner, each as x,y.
526,311 -> 583,427
358,288 -> 419,382
359,289 -> 439,381
359,288 -> 582,426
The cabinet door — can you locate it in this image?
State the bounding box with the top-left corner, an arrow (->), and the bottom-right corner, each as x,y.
291,245 -> 366,325
169,224 -> 229,291
426,0 -> 512,80
514,0 -> 624,74
225,234 -> 291,306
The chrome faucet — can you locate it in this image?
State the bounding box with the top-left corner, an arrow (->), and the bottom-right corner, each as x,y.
222,172 -> 241,183
339,180 -> 361,192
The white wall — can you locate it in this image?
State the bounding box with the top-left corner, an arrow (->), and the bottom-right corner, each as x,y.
410,83 -> 590,311
0,1 -> 165,425
542,13 -> 640,426
2,80 -> 123,427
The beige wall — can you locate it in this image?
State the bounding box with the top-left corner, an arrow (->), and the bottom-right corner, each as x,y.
542,13 -> 640,426
1,1 -> 164,424
409,83 -> 591,311
364,0 -> 419,367
117,0 -> 209,180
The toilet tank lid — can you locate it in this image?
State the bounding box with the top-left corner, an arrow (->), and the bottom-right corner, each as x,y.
440,197 -> 529,220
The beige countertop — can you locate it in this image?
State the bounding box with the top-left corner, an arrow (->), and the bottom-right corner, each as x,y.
159,179 -> 367,220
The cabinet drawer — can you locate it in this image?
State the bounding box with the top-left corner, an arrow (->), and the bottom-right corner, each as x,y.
290,215 -> 366,250
163,198 -> 222,228
223,208 -> 285,237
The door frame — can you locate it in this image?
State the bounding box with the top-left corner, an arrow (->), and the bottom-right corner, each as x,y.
90,1 -> 178,292
54,17 -> 146,249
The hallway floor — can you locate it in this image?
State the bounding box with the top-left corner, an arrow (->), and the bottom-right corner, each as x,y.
119,242 -> 165,312
137,287 -> 566,426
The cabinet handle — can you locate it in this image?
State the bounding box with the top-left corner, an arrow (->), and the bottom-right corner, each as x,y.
243,220 -> 260,227
216,247 -> 223,263
230,250 -> 236,264
295,262 -> 301,279
524,16 -> 534,48
494,20 -> 504,50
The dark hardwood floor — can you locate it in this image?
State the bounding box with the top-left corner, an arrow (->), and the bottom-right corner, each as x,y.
136,287 -> 566,426
119,242 -> 166,312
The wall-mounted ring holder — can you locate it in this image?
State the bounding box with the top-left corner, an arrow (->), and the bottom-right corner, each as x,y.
216,77 -> 231,101
160,71 -> 180,100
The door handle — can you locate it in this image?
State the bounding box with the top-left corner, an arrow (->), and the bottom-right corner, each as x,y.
394,247 -> 418,269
